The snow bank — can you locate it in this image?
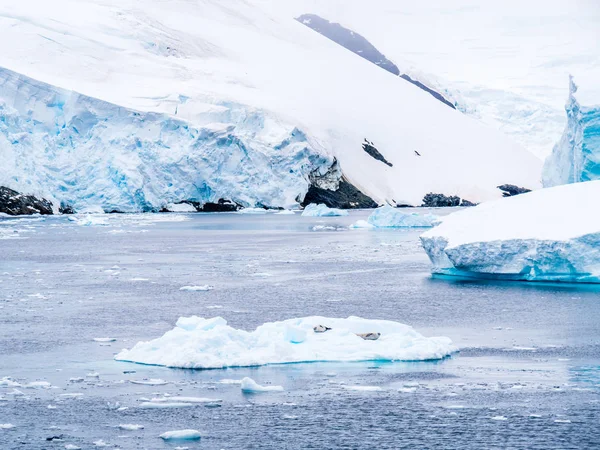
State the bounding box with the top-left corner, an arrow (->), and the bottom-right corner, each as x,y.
543,77 -> 600,187
115,316 -> 455,369
159,430 -> 201,441
365,205 -> 439,228
240,377 -> 284,393
420,181 -> 600,282
301,203 -> 348,217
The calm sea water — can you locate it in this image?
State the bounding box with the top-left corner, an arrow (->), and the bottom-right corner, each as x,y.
1,211 -> 599,449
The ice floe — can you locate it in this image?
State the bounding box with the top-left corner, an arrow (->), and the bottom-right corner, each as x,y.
129,378 -> 168,386
115,316 -> 455,369
301,204 -> 348,217
159,429 -> 201,440
240,377 -> 284,393
93,337 -> 116,342
364,205 -> 439,228
118,424 -> 145,431
179,285 -> 213,291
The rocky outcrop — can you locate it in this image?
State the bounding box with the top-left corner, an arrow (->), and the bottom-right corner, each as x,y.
0,186 -> 53,215
198,199 -> 242,212
301,159 -> 377,209
421,193 -> 475,208
362,139 -> 393,167
296,13 -> 455,110
58,203 -> 75,214
497,184 -> 532,197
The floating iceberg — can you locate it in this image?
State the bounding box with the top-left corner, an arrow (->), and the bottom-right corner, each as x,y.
240,377 -> 284,393
543,77 -> 600,187
115,316 -> 455,369
365,205 -> 439,228
159,430 -> 201,441
301,203 -> 348,217
420,181 -> 600,282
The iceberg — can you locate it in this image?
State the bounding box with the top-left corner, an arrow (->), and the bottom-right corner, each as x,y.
543,77 -> 600,187
115,316 -> 455,369
240,377 -> 284,393
159,430 -> 201,441
365,205 -> 439,228
420,181 -> 600,283
301,203 -> 349,217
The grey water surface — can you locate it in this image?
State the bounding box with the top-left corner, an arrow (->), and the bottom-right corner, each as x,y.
1,211 -> 599,449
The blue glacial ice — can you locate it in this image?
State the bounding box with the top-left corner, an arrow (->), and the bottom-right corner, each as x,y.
543,76 -> 600,187
0,67 -> 333,212
358,205 -> 439,228
301,203 -> 349,217
420,181 -> 600,283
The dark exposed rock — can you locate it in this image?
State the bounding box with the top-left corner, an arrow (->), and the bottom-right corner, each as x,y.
104,209 -> 124,214
59,202 -> 75,214
296,13 -> 455,109
422,193 -> 461,207
362,139 -> 392,167
301,159 -> 377,209
497,184 -> 532,197
0,186 -> 53,216
459,199 -> 478,207
198,199 -> 242,212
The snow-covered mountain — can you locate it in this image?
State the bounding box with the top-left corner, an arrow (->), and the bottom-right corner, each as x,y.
285,0 -> 600,160
0,0 -> 542,212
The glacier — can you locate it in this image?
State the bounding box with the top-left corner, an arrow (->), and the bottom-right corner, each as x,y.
115,316 -> 456,369
420,181 -> 600,283
0,0 -> 541,212
543,77 -> 600,187
366,205 -> 439,228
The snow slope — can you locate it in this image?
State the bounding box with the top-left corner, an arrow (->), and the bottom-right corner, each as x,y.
543,77 -> 600,187
420,181 -> 600,283
282,0 -> 600,159
0,0 -> 541,210
115,316 -> 455,368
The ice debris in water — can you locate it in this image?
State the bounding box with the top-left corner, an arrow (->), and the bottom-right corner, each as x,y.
93,337 -> 116,342
159,429 -> 202,440
241,377 -> 284,393
64,445 -> 81,450
129,378 -> 168,386
179,285 -> 213,291
149,397 -> 222,404
301,203 -> 348,217
118,424 -> 145,430
0,424 -> 15,429
420,180 -> 600,283
68,215 -> 109,226
363,205 -> 439,228
115,316 -> 455,369
342,385 -> 382,392
275,209 -> 295,215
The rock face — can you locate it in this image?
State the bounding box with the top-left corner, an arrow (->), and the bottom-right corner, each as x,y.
497,184 -> 532,197
301,159 -> 377,209
196,199 -> 241,212
296,13 -> 455,110
421,193 -> 476,208
362,139 -> 393,167
0,186 -> 53,216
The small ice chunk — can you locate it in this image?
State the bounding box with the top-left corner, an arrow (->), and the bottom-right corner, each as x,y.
48,405 -> 57,409
349,220 -> 374,229
0,424 -> 15,429
93,440 -> 109,447
69,378 -> 85,383
25,381 -> 52,388
275,210 -> 295,215
93,338 -> 116,342
59,393 -> 84,398
240,377 -> 284,393
86,372 -> 100,378
118,424 -> 144,430
159,429 -> 201,440
179,285 -> 213,291
0,377 -> 21,387
301,203 -> 348,217
64,445 -> 81,450
554,419 -> 571,423
218,379 -> 243,384
491,416 -> 508,421
129,378 -> 168,386
129,278 -> 149,281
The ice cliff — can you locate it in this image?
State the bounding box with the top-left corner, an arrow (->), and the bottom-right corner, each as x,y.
420,181 -> 600,283
543,77 -> 600,187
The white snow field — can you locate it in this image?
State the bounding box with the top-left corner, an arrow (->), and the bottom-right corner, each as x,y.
115,316 -> 455,369
301,203 -> 348,217
365,205 -> 439,228
420,181 -> 600,283
0,0 -> 541,212
543,77 -> 600,187
284,0 -> 600,159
